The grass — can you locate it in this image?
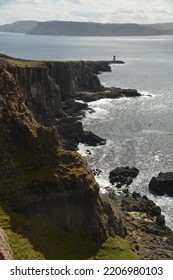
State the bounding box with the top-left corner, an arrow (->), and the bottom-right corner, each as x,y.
0,205 -> 140,260
95,237 -> 140,260
0,55 -> 41,67
0,205 -> 99,260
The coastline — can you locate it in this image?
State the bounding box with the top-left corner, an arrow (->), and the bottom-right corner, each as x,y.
0,54 -> 173,260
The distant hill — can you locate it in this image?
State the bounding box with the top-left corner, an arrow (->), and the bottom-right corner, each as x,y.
147,22 -> 173,28
1,20 -> 173,36
27,21 -> 173,36
0,20 -> 37,33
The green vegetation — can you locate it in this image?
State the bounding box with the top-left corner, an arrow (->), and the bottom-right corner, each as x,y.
129,211 -> 147,220
0,55 -> 41,67
0,205 -> 98,260
95,237 -> 140,260
129,211 -> 155,223
0,205 -> 139,260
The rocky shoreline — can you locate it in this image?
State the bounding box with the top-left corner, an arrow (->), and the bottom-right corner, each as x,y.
0,54 -> 173,260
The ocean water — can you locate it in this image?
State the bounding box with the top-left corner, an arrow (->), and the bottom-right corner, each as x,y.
1,32 -> 173,229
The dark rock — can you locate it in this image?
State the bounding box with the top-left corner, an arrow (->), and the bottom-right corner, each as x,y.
116,183 -> 123,188
126,177 -> 133,185
45,61 -> 102,100
75,87 -> 141,102
149,172 -> 173,196
86,149 -> 91,156
121,195 -> 161,216
132,191 -> 141,199
87,61 -> 112,74
80,131 -> 106,146
107,193 -> 173,260
135,244 -> 139,251
122,188 -> 129,194
109,166 -> 139,186
62,99 -> 88,117
56,116 -> 83,150
92,169 -> 102,176
87,60 -> 125,75
156,215 -> 165,227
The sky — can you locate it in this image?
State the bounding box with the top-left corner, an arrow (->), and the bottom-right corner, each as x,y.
0,0 -> 173,25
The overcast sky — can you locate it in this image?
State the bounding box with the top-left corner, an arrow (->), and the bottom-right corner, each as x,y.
0,0 -> 173,25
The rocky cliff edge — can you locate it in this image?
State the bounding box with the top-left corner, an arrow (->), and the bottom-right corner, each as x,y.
0,57 -> 126,259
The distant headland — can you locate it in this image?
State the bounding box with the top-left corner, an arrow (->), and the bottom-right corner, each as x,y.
1,20 -> 173,36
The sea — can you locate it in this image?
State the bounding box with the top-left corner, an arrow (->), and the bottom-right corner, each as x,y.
1,32 -> 173,229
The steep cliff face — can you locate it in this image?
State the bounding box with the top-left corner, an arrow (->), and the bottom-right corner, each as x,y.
45,61 -> 102,100
4,59 -> 103,150
7,63 -> 63,121
0,59 -> 125,255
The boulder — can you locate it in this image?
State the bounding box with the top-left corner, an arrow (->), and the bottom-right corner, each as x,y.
149,172 -> 173,196
80,131 -> 106,146
109,166 -> 139,186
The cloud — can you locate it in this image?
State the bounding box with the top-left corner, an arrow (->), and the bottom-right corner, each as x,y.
0,0 -> 173,25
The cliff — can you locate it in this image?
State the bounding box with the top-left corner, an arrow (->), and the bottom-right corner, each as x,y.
0,57 -> 128,259
1,55 -> 172,260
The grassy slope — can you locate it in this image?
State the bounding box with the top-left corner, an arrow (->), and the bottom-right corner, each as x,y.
0,206 -> 139,260
0,55 -> 40,67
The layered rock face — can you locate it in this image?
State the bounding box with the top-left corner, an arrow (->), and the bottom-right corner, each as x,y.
45,61 -> 102,100
0,59 -> 125,252
7,63 -> 62,120
6,61 -> 101,120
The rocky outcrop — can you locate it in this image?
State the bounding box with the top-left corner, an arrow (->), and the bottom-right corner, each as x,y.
87,60 -> 125,74
120,194 -> 173,259
0,229 -> 13,260
121,193 -> 161,216
109,166 -> 139,186
5,60 -> 102,122
105,192 -> 173,259
149,172 -> 173,196
80,131 -> 106,146
75,88 -> 141,102
45,61 -> 102,100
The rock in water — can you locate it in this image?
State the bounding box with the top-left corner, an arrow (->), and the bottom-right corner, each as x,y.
109,166 -> 139,186
80,131 -> 106,146
149,172 -> 173,196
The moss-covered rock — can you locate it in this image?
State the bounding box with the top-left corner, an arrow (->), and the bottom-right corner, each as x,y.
95,237 -> 140,260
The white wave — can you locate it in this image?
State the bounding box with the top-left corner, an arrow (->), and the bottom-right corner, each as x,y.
74,99 -> 86,103
141,129 -> 172,135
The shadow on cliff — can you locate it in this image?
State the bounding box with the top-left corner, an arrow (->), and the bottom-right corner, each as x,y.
0,204 -> 102,260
